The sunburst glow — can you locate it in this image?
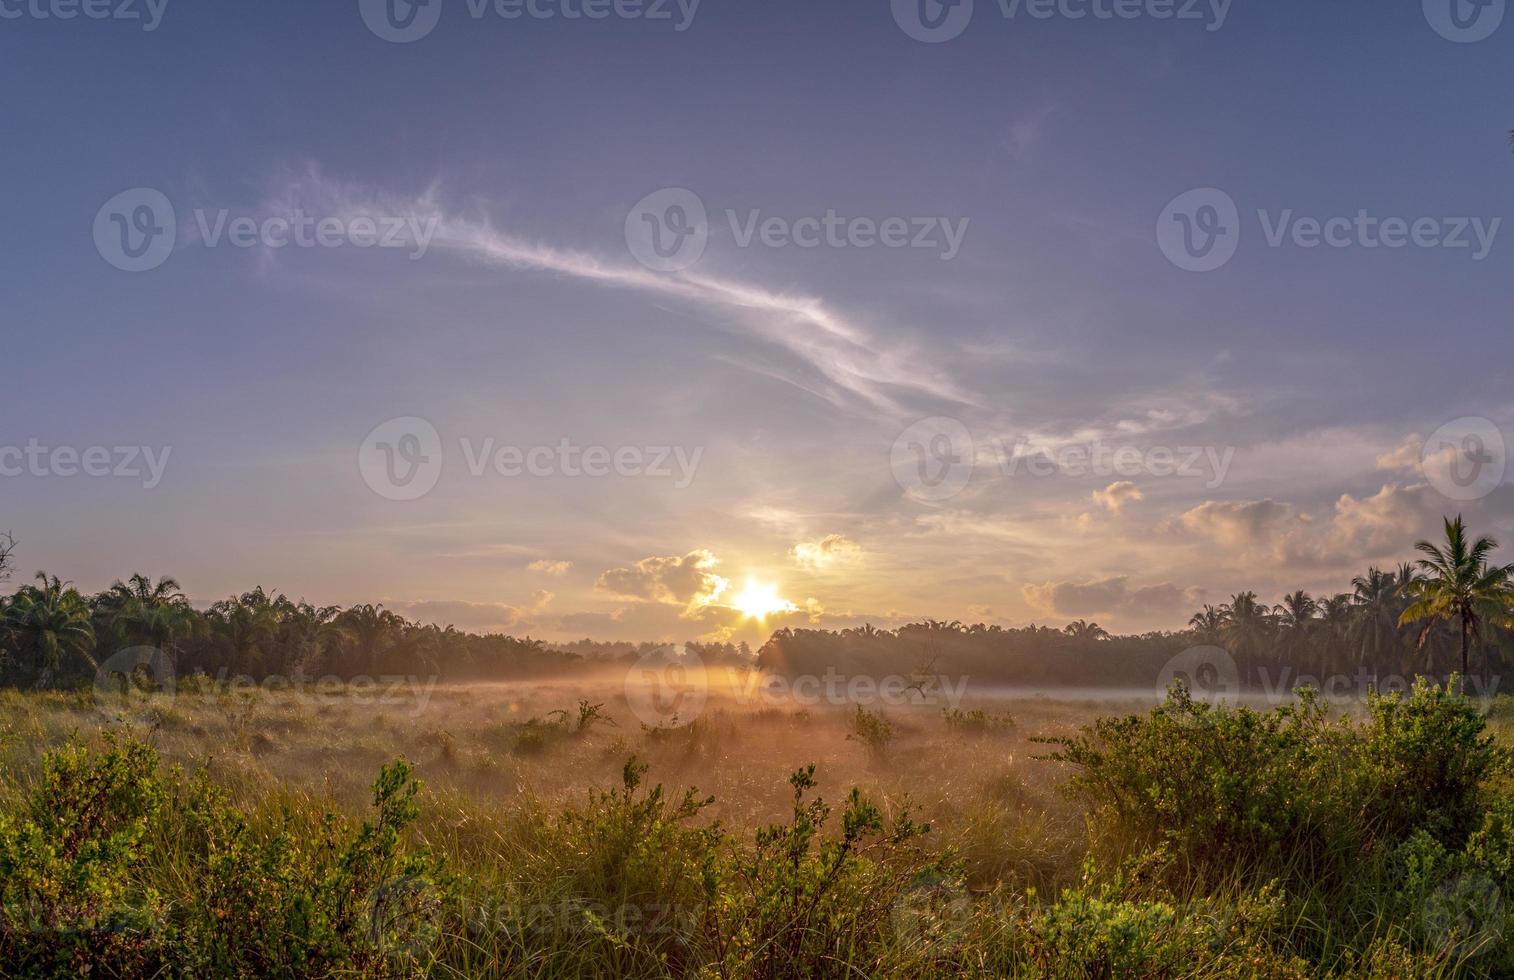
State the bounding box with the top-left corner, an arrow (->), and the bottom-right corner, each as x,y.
731,579 -> 797,621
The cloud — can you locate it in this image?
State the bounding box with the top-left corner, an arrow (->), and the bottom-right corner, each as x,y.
250,168 -> 974,419
1376,434 -> 1423,473
530,589 -> 555,612
1326,483 -> 1436,558
1091,480 -> 1143,514
596,550 -> 730,610
791,534 -> 861,569
385,599 -> 531,634
1177,484 -> 1440,568
528,559 -> 573,577
1178,499 -> 1298,550
1022,576 -> 1204,618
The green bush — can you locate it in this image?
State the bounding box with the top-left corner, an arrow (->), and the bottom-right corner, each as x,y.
0,734 -> 169,975
0,736 -> 448,978
1049,681 -> 1501,889
710,763 -> 939,979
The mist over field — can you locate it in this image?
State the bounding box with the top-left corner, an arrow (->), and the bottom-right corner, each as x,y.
7,0 -> 1514,975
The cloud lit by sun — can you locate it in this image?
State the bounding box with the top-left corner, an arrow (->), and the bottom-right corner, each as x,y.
731,579 -> 798,621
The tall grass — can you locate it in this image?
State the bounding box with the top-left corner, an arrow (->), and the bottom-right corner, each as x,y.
0,679 -> 1508,976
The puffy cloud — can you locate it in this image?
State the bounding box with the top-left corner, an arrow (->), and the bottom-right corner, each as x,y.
528,559 -> 573,577
1376,434 -> 1423,473
1091,480 -> 1143,514
1177,484 -> 1442,569
530,589 -> 555,612
1022,576 -> 1204,618
1326,483 -> 1436,557
596,550 -> 730,609
1178,499 -> 1298,550
791,534 -> 861,569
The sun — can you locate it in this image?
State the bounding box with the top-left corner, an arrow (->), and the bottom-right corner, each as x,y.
731,579 -> 797,621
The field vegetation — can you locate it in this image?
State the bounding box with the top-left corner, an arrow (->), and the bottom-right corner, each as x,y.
0,518 -> 1512,976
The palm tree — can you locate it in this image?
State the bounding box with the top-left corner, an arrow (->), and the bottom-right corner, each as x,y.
1350,568 -> 1404,669
208,588 -> 283,676
1399,516 -> 1514,684
101,574 -> 196,654
1275,590 -> 1317,629
335,604 -> 405,676
2,573 -> 97,687
1317,593 -> 1354,671
1273,590 -> 1319,672
1063,620 -> 1110,642
1221,592 -> 1274,679
1188,605 -> 1226,646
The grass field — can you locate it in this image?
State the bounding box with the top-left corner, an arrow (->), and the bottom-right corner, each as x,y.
0,675 -> 1511,977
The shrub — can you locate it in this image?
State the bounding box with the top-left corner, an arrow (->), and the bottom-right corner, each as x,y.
709,764 -> 939,979
0,735 -> 449,978
178,759 -> 450,977
942,707 -> 1015,734
0,734 -> 169,975
846,705 -> 894,757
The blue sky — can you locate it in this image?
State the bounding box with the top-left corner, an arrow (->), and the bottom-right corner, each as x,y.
2,0 -> 1512,640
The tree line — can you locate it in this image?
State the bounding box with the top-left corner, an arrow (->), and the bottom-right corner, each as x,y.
758,517 -> 1514,692
2,516 -> 1510,692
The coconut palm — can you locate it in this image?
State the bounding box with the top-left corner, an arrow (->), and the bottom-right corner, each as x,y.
2,573 -> 97,687
1273,590 -> 1319,672
1188,605 -> 1226,646
1350,568 -> 1405,669
1399,516 -> 1514,683
1221,592 -> 1274,678
1063,620 -> 1110,642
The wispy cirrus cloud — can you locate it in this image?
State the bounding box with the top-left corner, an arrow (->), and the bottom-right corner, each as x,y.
245,168 -> 976,420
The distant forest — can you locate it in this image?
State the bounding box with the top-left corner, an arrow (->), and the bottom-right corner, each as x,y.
2,517 -> 1510,692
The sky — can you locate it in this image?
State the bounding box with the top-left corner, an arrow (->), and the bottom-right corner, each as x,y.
2,0 -> 1513,642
